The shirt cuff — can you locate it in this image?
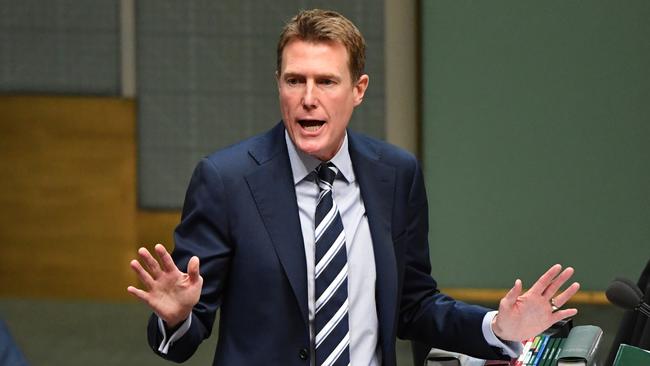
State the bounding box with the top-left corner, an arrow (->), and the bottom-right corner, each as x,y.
481,311 -> 523,358
157,315 -> 192,355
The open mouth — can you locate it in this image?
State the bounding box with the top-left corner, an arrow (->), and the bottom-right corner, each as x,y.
298,119 -> 326,132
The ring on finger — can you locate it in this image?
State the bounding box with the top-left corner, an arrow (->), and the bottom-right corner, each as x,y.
550,298 -> 559,312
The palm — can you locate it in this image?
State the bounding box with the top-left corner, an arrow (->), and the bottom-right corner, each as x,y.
147,266 -> 202,318
497,290 -> 558,340
127,244 -> 203,327
493,265 -> 580,342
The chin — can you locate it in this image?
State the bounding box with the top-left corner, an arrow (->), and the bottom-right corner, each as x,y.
297,145 -> 324,159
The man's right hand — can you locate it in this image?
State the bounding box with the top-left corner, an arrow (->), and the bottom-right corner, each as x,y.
127,244 -> 203,328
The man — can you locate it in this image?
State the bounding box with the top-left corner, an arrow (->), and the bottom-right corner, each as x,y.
127,9 -> 580,366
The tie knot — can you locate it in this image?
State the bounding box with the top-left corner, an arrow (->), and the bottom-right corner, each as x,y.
316,162 -> 338,186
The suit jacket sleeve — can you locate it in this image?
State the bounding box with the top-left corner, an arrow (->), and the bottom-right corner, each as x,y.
147,157 -> 233,362
395,156 -> 504,360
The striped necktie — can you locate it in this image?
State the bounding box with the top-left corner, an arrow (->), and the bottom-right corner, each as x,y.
314,162 -> 350,366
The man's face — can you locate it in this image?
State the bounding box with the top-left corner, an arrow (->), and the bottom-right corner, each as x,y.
277,39 -> 369,161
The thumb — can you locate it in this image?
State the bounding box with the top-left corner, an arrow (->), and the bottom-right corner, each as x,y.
187,256 -> 201,281
501,279 -> 522,308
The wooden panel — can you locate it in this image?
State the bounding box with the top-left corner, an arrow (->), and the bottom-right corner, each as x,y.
442,288 -> 608,305
136,210 -> 180,254
0,96 -> 137,300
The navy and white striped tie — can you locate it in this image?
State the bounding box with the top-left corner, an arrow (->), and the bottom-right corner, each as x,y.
314,162 -> 350,366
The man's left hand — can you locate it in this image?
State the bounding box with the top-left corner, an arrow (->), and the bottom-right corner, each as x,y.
492,264 -> 580,341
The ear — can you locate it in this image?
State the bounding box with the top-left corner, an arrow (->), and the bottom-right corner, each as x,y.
275,70 -> 281,91
353,74 -> 369,106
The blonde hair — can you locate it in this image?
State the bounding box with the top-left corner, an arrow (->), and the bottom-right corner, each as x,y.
277,9 -> 366,81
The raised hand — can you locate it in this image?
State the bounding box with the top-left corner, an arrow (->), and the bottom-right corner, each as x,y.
492,264 -> 580,341
127,244 -> 203,328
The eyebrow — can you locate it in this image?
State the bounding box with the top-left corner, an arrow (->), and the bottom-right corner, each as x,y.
281,72 -> 303,79
282,72 -> 341,81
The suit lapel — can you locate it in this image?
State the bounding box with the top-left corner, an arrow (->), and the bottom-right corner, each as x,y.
348,132 -> 398,360
245,124 -> 309,327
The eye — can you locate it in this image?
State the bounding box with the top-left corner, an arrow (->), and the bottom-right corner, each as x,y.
285,77 -> 302,86
318,78 -> 336,86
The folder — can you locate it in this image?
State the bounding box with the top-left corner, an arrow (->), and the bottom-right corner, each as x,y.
612,344 -> 650,366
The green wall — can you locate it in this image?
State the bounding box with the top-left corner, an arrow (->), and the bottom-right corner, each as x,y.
421,0 -> 649,291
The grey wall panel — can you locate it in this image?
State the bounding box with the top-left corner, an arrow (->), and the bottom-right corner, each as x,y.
137,1 -> 385,208
0,0 -> 120,94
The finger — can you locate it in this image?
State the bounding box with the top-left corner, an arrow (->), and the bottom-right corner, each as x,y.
550,307 -> 578,323
127,285 -> 151,303
129,259 -> 155,287
187,256 -> 201,282
528,264 -> 562,295
542,267 -> 574,298
551,282 -> 580,308
501,279 -> 523,308
154,244 -> 176,272
138,247 -> 162,278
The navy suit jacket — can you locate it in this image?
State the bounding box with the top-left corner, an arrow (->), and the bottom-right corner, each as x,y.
147,123 -> 503,365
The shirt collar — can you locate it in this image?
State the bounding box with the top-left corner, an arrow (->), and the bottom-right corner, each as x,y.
285,130 -> 356,185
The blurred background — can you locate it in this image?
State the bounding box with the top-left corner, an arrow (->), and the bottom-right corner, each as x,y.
0,0 -> 648,365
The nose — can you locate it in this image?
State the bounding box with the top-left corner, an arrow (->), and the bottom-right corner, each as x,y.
301,80 -> 318,110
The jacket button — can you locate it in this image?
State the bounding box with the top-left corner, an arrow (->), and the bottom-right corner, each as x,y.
298,348 -> 309,360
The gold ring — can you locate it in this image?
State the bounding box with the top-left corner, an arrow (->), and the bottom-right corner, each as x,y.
550,298 -> 559,312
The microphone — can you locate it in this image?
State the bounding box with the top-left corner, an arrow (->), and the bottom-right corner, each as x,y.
605,277 -> 650,317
